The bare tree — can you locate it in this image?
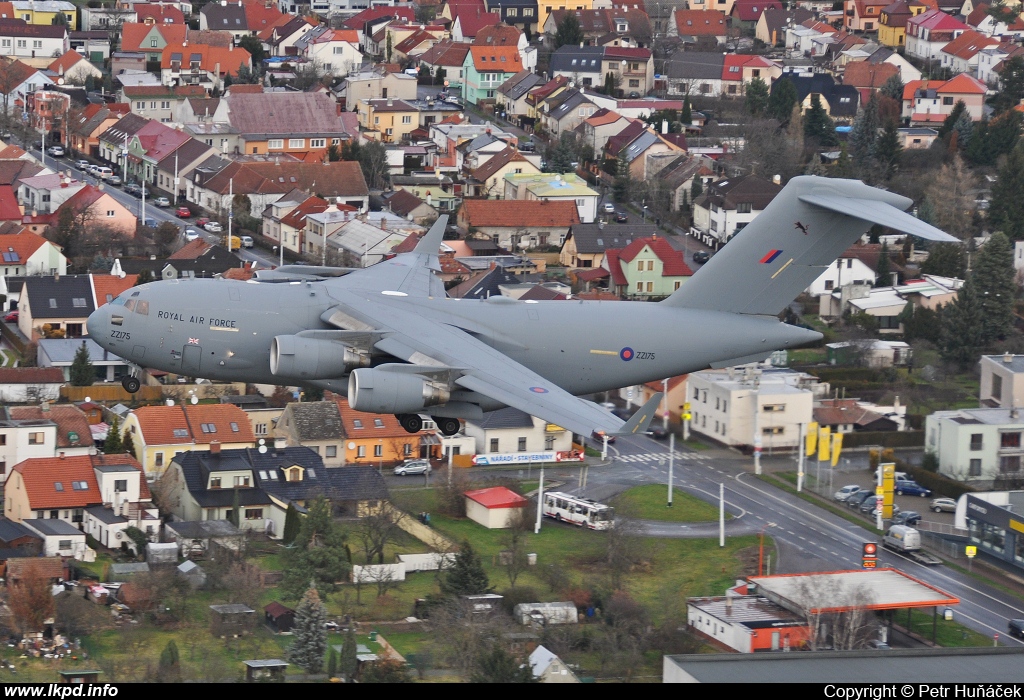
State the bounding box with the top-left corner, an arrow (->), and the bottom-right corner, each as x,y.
354,508 -> 406,565
603,503 -> 650,590
221,559 -> 263,611
7,561 -> 55,635
498,505 -> 533,586
923,154 -> 979,241
792,577 -> 878,650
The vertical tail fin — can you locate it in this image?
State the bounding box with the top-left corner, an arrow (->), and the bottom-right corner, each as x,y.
662,177 -> 956,316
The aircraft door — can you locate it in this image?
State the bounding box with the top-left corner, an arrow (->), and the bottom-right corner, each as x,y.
181,345 -> 202,375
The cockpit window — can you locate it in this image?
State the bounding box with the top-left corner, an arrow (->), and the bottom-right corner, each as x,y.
124,299 -> 136,312
136,300 -> 149,316
109,295 -> 126,306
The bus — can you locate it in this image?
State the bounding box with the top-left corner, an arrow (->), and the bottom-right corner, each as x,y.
542,491 -> 614,530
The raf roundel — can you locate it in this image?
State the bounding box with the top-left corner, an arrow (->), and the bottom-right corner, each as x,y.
529,386 -> 549,394
620,347 -> 635,361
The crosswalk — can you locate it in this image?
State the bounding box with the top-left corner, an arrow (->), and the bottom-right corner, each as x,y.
616,451 -> 709,463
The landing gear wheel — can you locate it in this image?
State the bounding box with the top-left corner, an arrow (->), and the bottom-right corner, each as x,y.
396,413 -> 423,434
122,376 -> 141,393
435,417 -> 461,436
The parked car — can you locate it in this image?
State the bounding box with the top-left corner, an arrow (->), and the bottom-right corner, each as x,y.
154,196 -> 170,208
602,202 -> 615,214
239,235 -> 254,248
3,310 -> 17,322
175,206 -> 191,218
892,510 -> 921,526
627,91 -> 641,98
648,424 -> 668,440
123,183 -> 141,196
74,159 -> 90,170
614,211 -> 629,223
204,221 -> 223,233
518,140 -> 535,152
183,228 -> 199,241
106,175 -> 122,186
861,495 -> 900,515
95,166 -> 113,179
693,250 -> 711,264
1009,619 -> 1024,640
847,490 -> 873,509
833,484 -> 862,502
895,481 -> 932,497
930,497 -> 957,513
393,459 -> 431,476
196,217 -> 210,227
46,145 -> 64,157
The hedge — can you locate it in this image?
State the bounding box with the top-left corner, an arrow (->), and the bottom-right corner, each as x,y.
843,431 -> 925,448
897,461 -> 976,500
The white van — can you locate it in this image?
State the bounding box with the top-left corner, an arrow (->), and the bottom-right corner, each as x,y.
239,235 -> 254,248
882,525 -> 921,552
95,166 -> 113,180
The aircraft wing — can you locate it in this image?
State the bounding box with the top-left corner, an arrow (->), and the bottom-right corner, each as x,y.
328,295 -> 661,437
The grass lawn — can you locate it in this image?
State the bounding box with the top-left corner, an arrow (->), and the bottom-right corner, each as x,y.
789,347 -> 827,364
611,484 -> 724,522
901,609 -> 995,647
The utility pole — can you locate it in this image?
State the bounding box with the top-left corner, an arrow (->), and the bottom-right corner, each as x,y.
797,423 -> 805,493
121,133 -> 128,184
667,432 -> 674,507
173,150 -> 179,206
753,391 -> 762,475
662,377 -> 669,430
534,463 -> 545,534
719,482 -> 725,547
227,177 -> 233,250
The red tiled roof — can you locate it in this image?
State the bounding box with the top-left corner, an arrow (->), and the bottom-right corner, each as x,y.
168,238 -> 211,260
813,398 -> 888,427
131,405 -> 193,446
242,0 -> 284,34
6,557 -> 65,581
469,44 -> 522,71
183,403 -> 256,444
10,405 -> 93,449
223,266 -> 254,280
91,274 -> 137,307
0,367 -> 63,384
673,9 -> 728,36
617,236 -> 693,277
48,50 -> 87,75
120,22 -> 187,53
843,60 -> 898,90
903,78 -> 942,101
473,22 -> 521,46
278,196 -> 331,229
464,486 -> 528,509
0,231 -> 46,261
940,29 -> 999,60
731,0 -> 782,22
160,42 -> 251,76
937,73 -> 986,95
335,396 -> 417,437
418,39 -> 471,67
342,6 -> 415,30
11,453 -> 144,510
907,8 -> 969,31
136,2 -> 186,24
455,10 -> 500,38
460,199 -> 580,228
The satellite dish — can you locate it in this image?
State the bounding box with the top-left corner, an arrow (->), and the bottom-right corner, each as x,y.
165,399 -> 175,406
258,445 -> 267,454
83,396 -> 91,403
258,438 -> 266,445
190,395 -> 198,404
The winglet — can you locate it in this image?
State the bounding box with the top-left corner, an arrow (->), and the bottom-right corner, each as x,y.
615,392 -> 663,435
413,215 -> 448,255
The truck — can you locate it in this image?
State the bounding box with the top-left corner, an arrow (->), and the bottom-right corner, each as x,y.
881,525 -> 942,565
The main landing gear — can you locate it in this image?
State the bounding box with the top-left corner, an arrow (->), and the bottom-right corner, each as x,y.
121,364 -> 142,393
396,414 -> 462,436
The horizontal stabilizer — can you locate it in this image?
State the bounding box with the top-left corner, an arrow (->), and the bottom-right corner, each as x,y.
799,195 -> 958,242
413,214 -> 448,254
615,392 -> 663,436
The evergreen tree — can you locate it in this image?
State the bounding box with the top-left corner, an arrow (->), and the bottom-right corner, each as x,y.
850,93 -> 880,170
554,13 -> 584,48
158,640 -> 181,682
288,587 -> 328,676
385,32 -> 392,63
952,110 -> 973,150
690,174 -> 703,202
434,66 -> 446,85
879,73 -> 904,101
228,487 -> 240,527
992,55 -> 1024,114
876,121 -> 903,180
973,231 -> 1016,343
803,93 -> 837,146
745,77 -> 769,116
921,242 -> 967,278
612,157 -> 631,203
282,502 -> 301,545
69,342 -> 93,386
681,96 -> 692,125
122,430 -> 136,457
281,496 -> 350,599
966,110 -> 1022,166
470,645 -> 538,683
603,71 -> 615,95
989,141 -> 1024,241
875,241 -> 891,287
940,274 -> 986,368
327,646 -> 338,679
339,625 -> 358,681
104,415 -> 123,454
441,539 -> 491,597
767,77 -> 797,123
939,100 -> 967,139
238,35 -> 266,64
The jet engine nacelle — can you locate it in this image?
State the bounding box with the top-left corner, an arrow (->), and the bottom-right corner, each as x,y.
270,335 -> 370,380
348,367 -> 450,414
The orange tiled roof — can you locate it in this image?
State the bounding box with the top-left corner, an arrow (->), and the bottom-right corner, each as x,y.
48,50 -> 87,75
120,22 -> 187,52
182,403 -> 255,444
0,231 -> 46,261
460,199 -> 580,227
336,397 -> 421,438
160,42 -> 251,76
91,274 -> 138,307
674,9 -> 728,36
10,453 -> 144,510
130,405 -> 193,446
470,45 -> 522,72
9,405 -> 93,449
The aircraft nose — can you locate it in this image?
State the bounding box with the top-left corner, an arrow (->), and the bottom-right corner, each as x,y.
87,306 -> 109,342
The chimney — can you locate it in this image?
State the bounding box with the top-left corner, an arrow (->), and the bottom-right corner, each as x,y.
661,119 -> 668,134
210,440 -> 221,454
59,451 -> 65,459
41,401 -> 49,412
725,595 -> 732,615
1004,352 -> 1014,364
53,272 -> 58,282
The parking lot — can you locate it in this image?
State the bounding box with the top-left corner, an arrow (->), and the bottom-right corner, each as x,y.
813,468 -> 959,531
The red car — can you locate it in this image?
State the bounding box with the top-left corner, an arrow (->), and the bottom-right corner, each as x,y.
175,206 -> 191,218
4,311 -> 17,323
195,217 -> 210,227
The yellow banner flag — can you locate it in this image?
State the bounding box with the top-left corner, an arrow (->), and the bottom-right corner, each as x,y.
818,426 -> 831,462
806,422 -> 819,457
831,432 -> 843,467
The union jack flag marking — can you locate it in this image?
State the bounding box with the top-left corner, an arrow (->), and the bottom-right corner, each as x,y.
188,337 -> 200,345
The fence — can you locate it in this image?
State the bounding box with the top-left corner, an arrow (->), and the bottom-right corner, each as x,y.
351,563 -> 406,584
61,384 -> 163,402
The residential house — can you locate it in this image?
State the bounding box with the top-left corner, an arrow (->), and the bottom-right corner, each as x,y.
965,1 -> 1024,39
199,0 -> 249,40
70,30 -> 111,61
665,51 -> 726,97
135,3 -> 185,25
154,137 -> 215,202
0,518 -> 41,550
780,70 -> 860,121
941,28 -> 1001,74
488,0 -> 540,35
452,10 -> 501,41
926,407 -> 1024,485
605,234 -> 693,297
17,274 -> 95,340
844,0 -> 890,31
40,185 -> 136,237
0,231 -> 65,276
274,400 -> 345,466
418,40 -> 472,89
293,26 -> 361,75
821,274 -> 962,330
529,646 -> 580,683
297,205 -> 358,260
559,222 -> 658,268
48,50 -> 101,84
0,403 -> 93,482
261,193 -> 328,256
37,336 -> 130,383
813,397 -> 899,433
384,189 -> 438,224
578,108 -> 631,155
96,112 -> 149,167
0,19 -> 67,62
905,8 -> 969,61
687,367 -> 819,451
464,407 -> 573,458
878,0 -> 929,48
606,122 -> 685,180
341,5 -> 416,39
392,172 -> 459,212
0,367 -> 63,403
720,54 -> 782,97
731,0 -> 782,30
189,160 -> 368,218
160,42 -> 251,91
458,199 -> 580,248
655,153 -> 715,211
502,171 -> 599,223
121,403 -> 257,478
323,215 -> 418,266
463,44 -> 523,105
393,27 -> 446,61
841,60 -> 899,104
10,0 -> 77,29
17,172 -> 85,214
20,518 -> 89,559
339,68 -> 411,113
978,42 -> 1024,86
979,353 -> 1024,409
69,103 -> 131,158
464,144 -> 540,197
4,452 -> 156,549
497,68 -> 544,122
476,22 -> 536,71
904,73 -> 987,124
692,175 -> 782,245
336,396 -> 441,465
358,98 -> 419,143
163,445 -> 390,535
0,57 -> 51,114
121,84 -> 206,123
807,251 -> 877,297
120,21 -> 187,63
116,242 -> 244,279
897,126 -> 939,148
669,9 -> 728,44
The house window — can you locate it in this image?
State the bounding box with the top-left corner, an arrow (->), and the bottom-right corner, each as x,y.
1001,432 -> 1021,448
72,508 -> 83,523
629,79 -> 640,88
310,138 -> 326,148
646,281 -> 653,292
969,459 -> 982,476
107,210 -> 115,217
647,260 -> 654,271
154,453 -> 163,467
636,282 -> 643,293
374,444 -> 382,457
1000,455 -> 1021,473
490,438 -> 499,452
58,540 -> 72,550
234,475 -> 250,487
268,139 -> 283,149
150,38 -> 158,47
518,437 -> 527,452
674,280 -> 681,290
825,280 -> 834,290
245,508 -> 263,520
404,443 -> 412,456
326,445 -> 337,458
763,404 -> 785,412
288,138 -> 305,148
970,433 -> 983,451
49,510 -> 58,519
545,436 -> 555,450
507,7 -> 517,15
636,261 -> 643,272
943,96 -> 954,105
737,203 -> 752,214
28,432 -> 44,444
763,426 -> 784,435
210,477 -> 221,489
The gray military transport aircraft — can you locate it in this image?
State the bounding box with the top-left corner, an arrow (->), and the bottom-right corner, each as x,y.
87,177 -> 955,439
